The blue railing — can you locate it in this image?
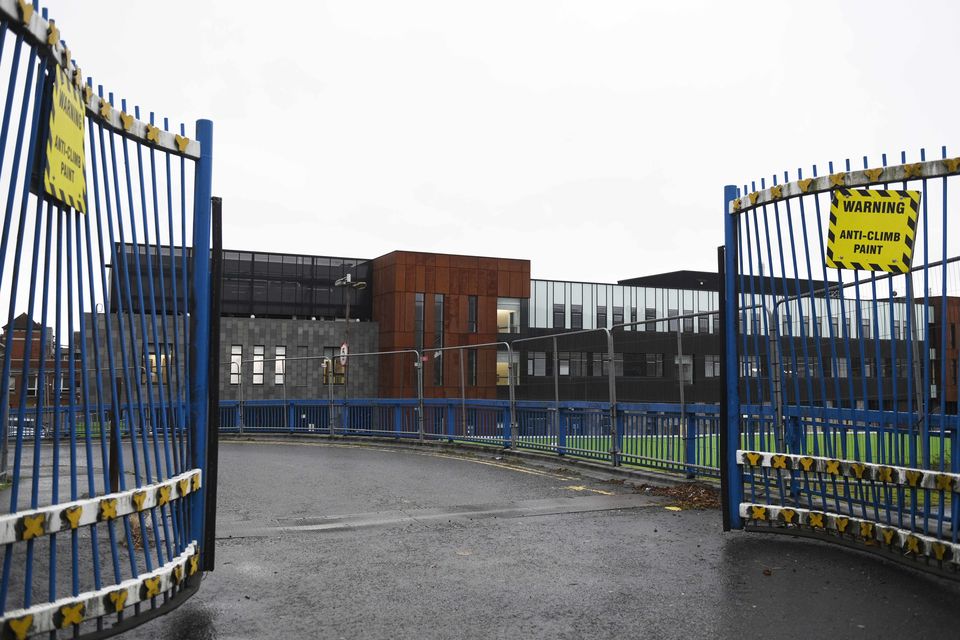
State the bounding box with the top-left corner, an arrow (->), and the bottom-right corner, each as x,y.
218,398 -> 723,478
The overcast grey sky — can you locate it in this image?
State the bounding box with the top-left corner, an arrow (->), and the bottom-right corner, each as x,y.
49,0 -> 960,282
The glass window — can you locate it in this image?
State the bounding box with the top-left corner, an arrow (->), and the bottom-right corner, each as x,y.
612,306 -> 624,327
144,349 -> 172,385
861,317 -> 871,338
646,353 -> 664,377
230,345 -> 242,385
699,315 -> 709,334
27,375 -> 38,397
414,293 -> 424,352
434,294 -> 444,386
527,352 -> 546,377
275,346 -> 286,385
497,298 -> 521,333
611,354 -> 624,377
668,309 -> 679,332
675,354 -> 693,384
558,352 -> 570,376
569,352 -> 586,376
468,295 -> 478,333
741,356 -> 761,378
789,356 -> 805,378
468,349 -> 477,386
834,357 -> 847,378
645,307 -> 656,331
682,309 -> 693,333
596,305 -> 607,329
496,351 -> 519,386
533,281 -> 548,328
571,304 -> 583,330
704,354 -> 720,378
553,304 -> 566,330
253,345 -> 264,385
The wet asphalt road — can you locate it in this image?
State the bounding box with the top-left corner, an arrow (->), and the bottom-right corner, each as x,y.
121,440 -> 960,640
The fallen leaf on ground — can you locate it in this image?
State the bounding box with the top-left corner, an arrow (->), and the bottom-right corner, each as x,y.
632,482 -> 722,510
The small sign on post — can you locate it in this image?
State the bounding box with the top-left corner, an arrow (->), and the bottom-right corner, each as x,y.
826,188 -> 920,273
340,342 -> 348,366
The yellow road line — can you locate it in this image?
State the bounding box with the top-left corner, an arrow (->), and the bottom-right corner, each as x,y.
563,485 -> 615,496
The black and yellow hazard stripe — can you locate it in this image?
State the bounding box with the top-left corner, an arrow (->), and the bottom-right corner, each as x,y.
739,502 -> 960,568
736,450 -> 960,495
0,543 -> 199,637
826,188 -> 920,273
0,469 -> 201,546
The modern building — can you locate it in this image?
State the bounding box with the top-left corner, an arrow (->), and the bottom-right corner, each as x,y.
75,245 -> 954,412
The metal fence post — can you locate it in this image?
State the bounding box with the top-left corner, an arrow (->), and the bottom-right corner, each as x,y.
323,358 -> 334,434
507,343 -> 518,448
552,336 -> 560,446
236,362 -> 244,434
459,348 -> 466,436
557,407 -> 566,456
604,329 -> 619,466
685,415 -> 697,478
416,351 -> 425,441
188,118 -> 214,550
722,186 -> 742,530
447,403 -> 455,442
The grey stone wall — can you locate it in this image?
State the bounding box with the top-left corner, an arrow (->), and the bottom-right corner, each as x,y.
82,312 -> 190,409
81,314 -> 379,407
219,318 -> 379,401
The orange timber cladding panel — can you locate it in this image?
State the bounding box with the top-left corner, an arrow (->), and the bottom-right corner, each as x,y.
372,251 -> 529,399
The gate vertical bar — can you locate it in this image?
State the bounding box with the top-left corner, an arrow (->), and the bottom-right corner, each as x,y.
723,185 -> 742,530
203,196 -> 223,571
189,120 -> 214,551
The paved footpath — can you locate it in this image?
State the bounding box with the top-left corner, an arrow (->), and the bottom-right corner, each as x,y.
124,440 -> 960,640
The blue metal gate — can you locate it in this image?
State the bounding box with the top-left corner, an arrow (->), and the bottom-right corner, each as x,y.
722,149 -> 960,577
0,2 -> 215,637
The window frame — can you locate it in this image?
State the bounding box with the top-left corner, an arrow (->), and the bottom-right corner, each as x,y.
230,345 -> 242,385
275,346 -> 286,385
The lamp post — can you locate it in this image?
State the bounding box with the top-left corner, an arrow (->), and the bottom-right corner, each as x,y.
333,273 -> 366,397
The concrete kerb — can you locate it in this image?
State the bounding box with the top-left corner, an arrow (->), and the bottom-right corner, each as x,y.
217,433 -> 709,489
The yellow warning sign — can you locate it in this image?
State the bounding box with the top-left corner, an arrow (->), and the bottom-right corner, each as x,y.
825,188 -> 919,273
43,66 -> 86,213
